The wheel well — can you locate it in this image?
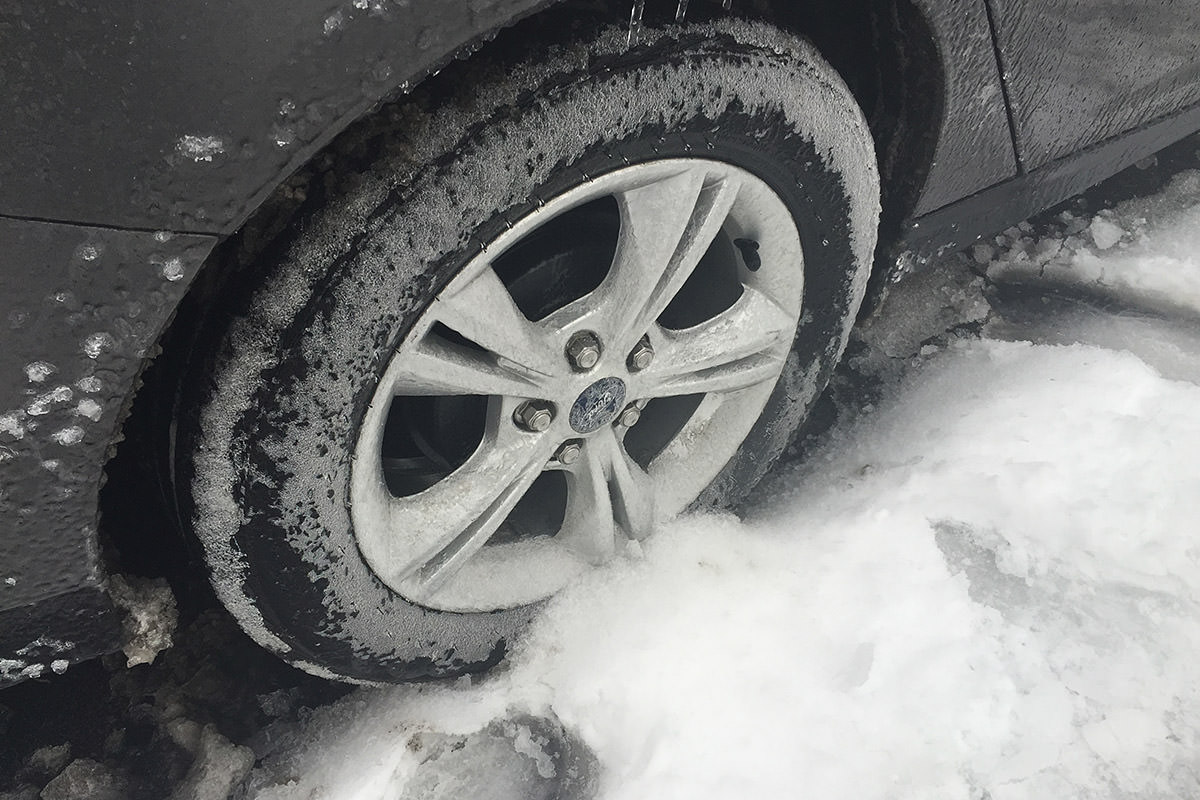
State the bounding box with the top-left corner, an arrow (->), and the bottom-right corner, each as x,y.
749,0 -> 943,240
98,0 -> 943,590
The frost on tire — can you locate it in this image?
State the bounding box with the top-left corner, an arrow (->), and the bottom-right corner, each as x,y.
182,19 -> 880,683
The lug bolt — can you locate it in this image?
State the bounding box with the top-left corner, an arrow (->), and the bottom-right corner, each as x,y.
616,403 -> 642,428
554,440 -> 583,466
514,401 -> 554,432
627,336 -> 654,371
566,331 -> 602,371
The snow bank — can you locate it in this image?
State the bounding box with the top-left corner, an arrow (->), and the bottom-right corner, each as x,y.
244,330 -> 1200,799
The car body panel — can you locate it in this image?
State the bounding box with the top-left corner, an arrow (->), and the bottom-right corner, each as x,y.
0,217 -> 213,682
0,217 -> 214,612
0,585 -> 121,684
908,0 -> 1018,215
900,98 -> 1200,265
987,0 -> 1200,169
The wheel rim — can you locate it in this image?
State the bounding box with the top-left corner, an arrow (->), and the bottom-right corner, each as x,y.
350,158 -> 805,612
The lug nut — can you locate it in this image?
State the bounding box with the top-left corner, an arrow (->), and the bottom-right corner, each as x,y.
566,331 -> 602,371
554,440 -> 583,466
616,403 -> 642,428
514,401 -> 554,432
627,336 -> 654,371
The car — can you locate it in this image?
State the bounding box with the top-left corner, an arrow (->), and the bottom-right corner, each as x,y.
2,0 -> 1198,686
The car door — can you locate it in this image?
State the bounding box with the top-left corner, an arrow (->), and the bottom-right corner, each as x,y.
987,0 -> 1200,169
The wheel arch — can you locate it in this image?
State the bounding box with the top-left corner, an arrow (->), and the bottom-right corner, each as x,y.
195,0 -> 950,254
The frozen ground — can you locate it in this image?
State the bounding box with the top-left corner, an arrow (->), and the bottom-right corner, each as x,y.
4,146 -> 1200,799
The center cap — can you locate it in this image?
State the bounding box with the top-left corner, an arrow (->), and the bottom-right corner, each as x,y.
569,377 -> 627,434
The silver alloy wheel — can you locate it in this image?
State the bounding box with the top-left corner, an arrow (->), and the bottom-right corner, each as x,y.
351,159 -> 805,612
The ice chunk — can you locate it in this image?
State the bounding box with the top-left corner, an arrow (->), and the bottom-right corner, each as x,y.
107,574 -> 179,667
1089,215 -> 1124,249
39,759 -> 127,800
28,743 -> 72,778
398,716 -> 594,800
166,721 -> 255,800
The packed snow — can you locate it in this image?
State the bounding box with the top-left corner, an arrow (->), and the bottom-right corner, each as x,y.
233,171 -> 1200,799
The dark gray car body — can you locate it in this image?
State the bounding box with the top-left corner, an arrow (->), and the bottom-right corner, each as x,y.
1,0 -> 1197,683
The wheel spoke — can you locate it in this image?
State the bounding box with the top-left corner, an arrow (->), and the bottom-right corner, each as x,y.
388,335 -> 548,398
557,441 -> 616,564
431,264 -> 560,378
386,409 -> 555,598
557,428 -> 655,563
638,286 -> 795,397
593,168 -> 742,353
607,430 -> 655,541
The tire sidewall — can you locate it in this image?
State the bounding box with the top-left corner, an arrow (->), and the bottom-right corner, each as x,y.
188,21 -> 879,683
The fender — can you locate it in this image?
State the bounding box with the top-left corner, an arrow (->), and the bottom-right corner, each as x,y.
0,0 -> 560,234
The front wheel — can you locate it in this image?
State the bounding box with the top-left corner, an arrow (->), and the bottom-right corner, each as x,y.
182,19 -> 879,683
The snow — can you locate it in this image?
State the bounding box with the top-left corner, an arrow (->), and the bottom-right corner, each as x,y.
74,399 -> 102,421
81,332 -> 115,359
24,361 -> 57,383
176,135 -> 226,163
160,257 -> 186,282
236,167 -> 1200,799
986,170 -> 1200,320
48,426 -> 84,446
247,339 -> 1200,799
26,386 -> 72,416
75,376 -> 102,393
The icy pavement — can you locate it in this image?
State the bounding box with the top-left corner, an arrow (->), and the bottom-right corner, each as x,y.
5,147 -> 1200,799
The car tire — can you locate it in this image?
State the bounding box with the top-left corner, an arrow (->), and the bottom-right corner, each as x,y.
180,19 -> 879,683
